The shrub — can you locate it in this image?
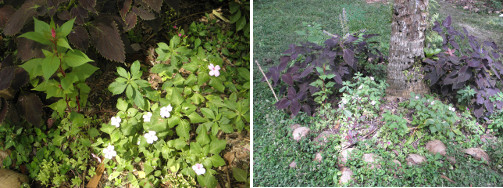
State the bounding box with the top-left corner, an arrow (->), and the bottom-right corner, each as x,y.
265,30 -> 385,117
423,16 -> 503,118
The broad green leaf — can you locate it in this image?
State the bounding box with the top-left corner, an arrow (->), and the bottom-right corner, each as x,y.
33,18 -> 50,34
20,58 -> 43,79
131,60 -> 141,79
173,138 -> 186,150
116,98 -> 129,112
232,167 -> 248,182
209,139 -> 226,154
209,78 -> 225,93
209,154 -> 225,167
108,81 -> 127,95
168,114 -> 181,128
188,112 -> 205,124
42,54 -> 60,81
19,32 -> 51,45
236,16 -> 246,31
121,122 -> 136,136
110,129 -> 121,143
49,99 -> 67,117
88,128 -> 100,138
63,50 -> 93,67
229,9 -> 241,23
72,63 -> 98,80
201,108 -> 215,120
237,67 -> 250,81
176,120 -> 190,141
59,18 -> 75,37
169,35 -> 180,47
197,174 -> 217,188
198,72 -> 210,85
196,126 -> 210,146
133,88 -> 145,109
117,67 -> 129,78
184,74 -> 197,86
57,38 -> 72,49
60,73 -> 78,91
126,85 -> 134,99
182,62 -> 198,73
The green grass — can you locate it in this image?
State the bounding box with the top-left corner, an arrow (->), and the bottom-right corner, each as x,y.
253,0 -> 503,186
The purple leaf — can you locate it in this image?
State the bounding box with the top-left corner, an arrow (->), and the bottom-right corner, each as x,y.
133,6 -> 156,20
89,20 -> 125,63
79,0 -> 96,12
287,87 -> 297,100
17,93 -> 43,126
290,101 -> 301,117
282,73 -> 294,86
278,56 -> 290,72
0,98 -> 7,124
275,98 -> 290,109
0,5 -> 15,29
0,66 -> 15,90
68,25 -> 89,51
3,1 -> 38,36
142,0 -> 162,12
442,16 -> 451,27
343,49 -> 355,68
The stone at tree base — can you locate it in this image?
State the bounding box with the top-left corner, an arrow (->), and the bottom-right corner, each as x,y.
362,153 -> 382,169
314,152 -> 323,163
464,148 -> 490,163
446,156 -> 456,164
392,160 -> 402,168
0,168 -> 28,188
289,161 -> 297,168
338,167 -> 354,185
292,127 -> 310,141
426,140 -> 446,156
313,131 -> 336,146
406,154 -> 426,166
338,148 -> 358,166
289,124 -> 301,131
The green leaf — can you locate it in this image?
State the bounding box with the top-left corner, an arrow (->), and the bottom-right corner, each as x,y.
232,167 -> 248,182
108,81 -> 127,95
19,32 -> 51,45
209,139 -> 226,154
34,18 -> 50,34
116,98 -> 128,111
182,62 -> 198,73
209,154 -> 226,167
176,120 -> 190,141
209,79 -> 225,93
63,50 -> 93,67
236,16 -> 246,31
173,138 -> 186,150
126,85 -> 134,99
196,126 -> 210,146
121,122 -> 136,136
198,174 -> 217,188
42,54 -> 60,80
201,108 -> 215,120
20,58 -> 43,79
60,73 -> 78,91
88,128 -> 100,138
110,129 -> 121,143
57,38 -> 72,49
131,60 -> 141,79
72,63 -> 98,80
230,10 -> 241,23
117,67 -> 129,78
198,72 -> 210,85
188,112 -> 205,124
59,18 -> 75,37
229,2 -> 240,13
49,99 -> 67,117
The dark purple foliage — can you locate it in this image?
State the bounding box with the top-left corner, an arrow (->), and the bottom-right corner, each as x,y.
264,31 -> 385,117
424,16 -> 503,118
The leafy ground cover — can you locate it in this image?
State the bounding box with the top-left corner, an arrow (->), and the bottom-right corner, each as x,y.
0,0 -> 249,187
254,0 -> 503,186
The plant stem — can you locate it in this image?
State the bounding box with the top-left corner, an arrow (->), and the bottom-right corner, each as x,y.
255,60 -> 279,102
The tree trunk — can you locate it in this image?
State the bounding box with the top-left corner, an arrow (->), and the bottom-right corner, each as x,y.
386,0 -> 429,98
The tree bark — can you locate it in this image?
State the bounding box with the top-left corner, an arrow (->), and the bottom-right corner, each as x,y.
386,0 -> 429,98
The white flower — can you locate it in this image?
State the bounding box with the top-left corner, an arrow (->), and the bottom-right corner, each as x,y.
137,140 -> 141,145
370,101 -> 376,105
111,116 -> 121,127
143,112 -> 152,122
103,145 -> 117,159
160,105 -> 173,118
341,99 -> 348,105
370,77 -> 374,81
500,14 -> 503,17
358,85 -> 363,90
449,106 -> 456,112
415,96 -> 420,100
192,163 -> 206,175
144,131 -> 158,144
431,101 -> 435,105
208,64 -> 221,77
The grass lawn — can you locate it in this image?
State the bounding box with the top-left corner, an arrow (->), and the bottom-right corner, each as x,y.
253,0 -> 503,186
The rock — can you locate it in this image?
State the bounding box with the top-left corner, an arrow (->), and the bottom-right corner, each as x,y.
362,153 -> 381,169
426,140 -> 446,156
292,127 -> 310,141
338,167 -> 353,185
289,124 -> 301,131
289,161 -> 297,168
463,6 -> 469,10
406,154 -> 426,166
496,11 -> 501,14
313,131 -> 336,145
0,168 -> 29,188
314,152 -> 323,163
338,148 -> 357,165
392,160 -> 402,168
464,148 -> 490,163
130,43 -> 141,52
446,156 -> 456,164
